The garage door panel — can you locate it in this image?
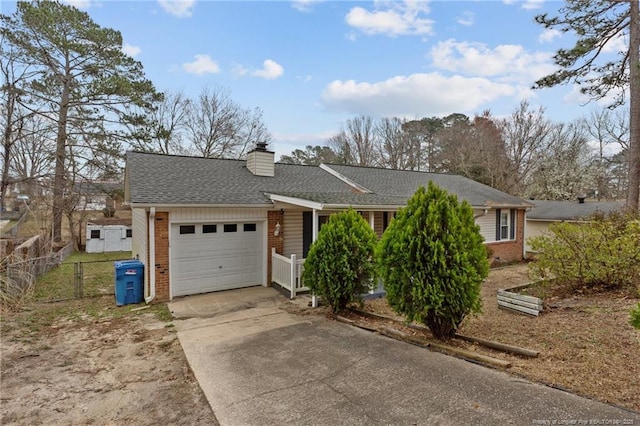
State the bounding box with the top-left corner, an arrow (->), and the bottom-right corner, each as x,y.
171,222 -> 263,297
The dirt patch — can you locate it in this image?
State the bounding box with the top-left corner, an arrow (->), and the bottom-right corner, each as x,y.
358,264 -> 640,413
1,297 -> 216,425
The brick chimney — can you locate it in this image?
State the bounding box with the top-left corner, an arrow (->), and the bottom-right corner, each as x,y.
246,142 -> 274,177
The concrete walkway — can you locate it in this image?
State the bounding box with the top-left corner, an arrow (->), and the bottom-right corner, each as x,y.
169,288 -> 640,426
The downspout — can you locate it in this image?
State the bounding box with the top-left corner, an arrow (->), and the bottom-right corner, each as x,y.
145,207 -> 156,303
311,208 -> 319,308
474,207 -> 489,219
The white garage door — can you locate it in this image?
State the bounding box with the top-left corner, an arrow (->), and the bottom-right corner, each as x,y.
171,222 -> 263,297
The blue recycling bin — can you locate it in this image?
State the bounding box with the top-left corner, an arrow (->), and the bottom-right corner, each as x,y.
114,260 -> 144,306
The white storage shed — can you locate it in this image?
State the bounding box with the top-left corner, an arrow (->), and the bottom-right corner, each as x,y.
86,220 -> 132,253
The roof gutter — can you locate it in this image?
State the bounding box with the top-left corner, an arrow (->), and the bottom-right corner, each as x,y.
145,207 -> 156,304
128,203 -> 274,209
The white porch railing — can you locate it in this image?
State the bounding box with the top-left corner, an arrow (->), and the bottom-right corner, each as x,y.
271,248 -> 308,298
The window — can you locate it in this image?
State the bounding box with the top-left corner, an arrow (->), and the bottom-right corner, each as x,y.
500,211 -> 509,240
179,225 -> 195,235
125,229 -> 132,238
496,209 -> 516,241
224,224 -> 237,233
203,224 -> 217,234
90,229 -> 101,239
243,223 -> 256,232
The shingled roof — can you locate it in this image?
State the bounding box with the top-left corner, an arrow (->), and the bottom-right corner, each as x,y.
125,152 -> 353,206
324,164 -> 531,208
125,151 -> 531,208
527,200 -> 625,221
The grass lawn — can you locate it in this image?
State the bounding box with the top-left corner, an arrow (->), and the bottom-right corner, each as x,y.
34,251 -> 133,301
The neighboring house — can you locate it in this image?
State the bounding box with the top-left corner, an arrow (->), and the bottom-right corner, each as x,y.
74,181 -> 123,212
124,146 -> 532,302
85,218 -> 132,253
525,199 -> 625,254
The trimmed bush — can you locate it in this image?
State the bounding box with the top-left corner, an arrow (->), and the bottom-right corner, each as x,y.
378,182 -> 488,339
302,209 -> 377,313
528,212 -> 640,293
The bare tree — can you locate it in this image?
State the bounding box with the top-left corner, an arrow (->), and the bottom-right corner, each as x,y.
583,107 -> 629,199
186,86 -> 270,159
526,122 -> 596,200
498,101 -> 553,196
328,115 -> 378,167
128,90 -> 191,155
9,114 -> 55,195
0,36 -> 38,211
375,117 -> 413,170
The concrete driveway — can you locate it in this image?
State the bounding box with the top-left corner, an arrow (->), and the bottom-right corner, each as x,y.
169,288 -> 640,425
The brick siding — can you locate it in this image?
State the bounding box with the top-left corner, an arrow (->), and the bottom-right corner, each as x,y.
153,211 -> 170,302
486,209 -> 525,265
267,210 -> 284,285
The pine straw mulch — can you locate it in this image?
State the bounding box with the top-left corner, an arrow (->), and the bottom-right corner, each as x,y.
340,264 -> 640,413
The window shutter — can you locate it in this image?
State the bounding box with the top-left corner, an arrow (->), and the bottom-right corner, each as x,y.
495,209 -> 501,241
510,209 -> 516,240
302,211 -> 312,257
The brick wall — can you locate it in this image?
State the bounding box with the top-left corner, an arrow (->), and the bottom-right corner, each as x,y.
153,211 -> 170,302
486,209 -> 525,265
267,210 -> 284,285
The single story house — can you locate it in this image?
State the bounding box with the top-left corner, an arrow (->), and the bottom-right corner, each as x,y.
124,145 -> 532,302
74,181 -> 123,212
525,199 -> 625,254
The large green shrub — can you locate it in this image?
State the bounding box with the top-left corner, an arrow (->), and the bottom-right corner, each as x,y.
302,209 -> 377,313
528,212 -> 640,293
378,182 -> 488,339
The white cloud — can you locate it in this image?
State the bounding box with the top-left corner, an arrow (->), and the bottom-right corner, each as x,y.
503,0 -> 544,10
122,43 -> 141,58
321,73 -> 515,117
236,59 -> 284,80
158,0 -> 195,18
296,75 -> 313,83
602,34 -> 627,54
62,0 -> 92,9
345,1 -> 434,37
430,39 -> 556,84
456,11 -> 474,27
291,0 -> 322,13
538,28 -> 561,43
563,78 -> 627,108
522,0 -> 545,10
182,54 -> 220,75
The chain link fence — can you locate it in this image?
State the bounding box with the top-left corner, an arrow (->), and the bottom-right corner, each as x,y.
2,255 -> 61,308
33,258 -> 133,302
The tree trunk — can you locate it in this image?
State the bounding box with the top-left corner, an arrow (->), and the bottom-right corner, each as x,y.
1,87 -> 16,213
627,0 -> 640,212
52,77 -> 70,242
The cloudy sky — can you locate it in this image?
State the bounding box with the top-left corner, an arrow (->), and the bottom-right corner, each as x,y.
2,0 -> 628,159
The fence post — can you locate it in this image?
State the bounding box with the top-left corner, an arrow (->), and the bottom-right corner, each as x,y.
78,262 -> 84,299
73,262 -> 80,298
290,254 -> 296,299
